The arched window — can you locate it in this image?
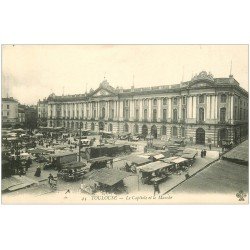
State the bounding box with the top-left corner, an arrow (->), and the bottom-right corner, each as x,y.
221,94 -> 227,103
199,108 -> 204,121
220,108 -> 226,122
153,109 -> 157,121
173,109 -> 178,122
153,99 -> 157,106
173,126 -> 178,136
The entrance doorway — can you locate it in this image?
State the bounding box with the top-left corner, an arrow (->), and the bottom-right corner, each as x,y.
218,128 -> 228,146
151,125 -> 157,139
99,121 -> 104,131
196,128 -> 205,144
142,125 -> 148,138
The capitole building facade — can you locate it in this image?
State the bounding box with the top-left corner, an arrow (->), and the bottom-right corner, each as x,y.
45,71 -> 248,146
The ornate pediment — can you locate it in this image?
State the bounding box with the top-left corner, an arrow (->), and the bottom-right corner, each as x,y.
191,71 -> 214,83
89,79 -> 117,97
189,71 -> 215,88
92,88 -> 113,97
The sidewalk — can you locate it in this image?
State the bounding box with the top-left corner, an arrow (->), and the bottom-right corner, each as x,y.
124,150 -> 219,195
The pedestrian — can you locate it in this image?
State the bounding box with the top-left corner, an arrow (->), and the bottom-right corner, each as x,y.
34,166 -> 41,177
209,144 -> 212,150
201,149 -> 203,158
153,181 -> 160,196
204,149 -> 207,157
110,159 -> 113,169
48,173 -> 54,185
185,171 -> 190,179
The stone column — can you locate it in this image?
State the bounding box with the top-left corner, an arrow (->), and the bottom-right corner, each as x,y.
211,96 -> 215,119
206,95 -> 210,119
214,95 -> 218,120
178,97 -> 182,120
157,98 -> 161,121
48,104 -> 51,118
130,99 -> 134,120
75,103 -> 77,119
54,104 -> 57,118
119,100 -> 123,121
148,99 -> 152,121
230,94 -> 234,123
105,101 -> 109,120
193,96 -> 197,119
140,99 -> 143,121
168,98 -> 172,119
79,103 -> 82,119
84,103 -> 87,119
105,101 -> 108,119
65,104 -> 67,118
61,104 -> 64,118
96,102 -> 99,118
187,97 -> 192,119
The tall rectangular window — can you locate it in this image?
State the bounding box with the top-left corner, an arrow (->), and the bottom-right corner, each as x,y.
136,109 -> 139,119
220,108 -> 226,122
163,109 -> 167,121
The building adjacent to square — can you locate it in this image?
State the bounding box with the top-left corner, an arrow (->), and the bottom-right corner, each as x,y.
45,71 -> 248,146
2,97 -> 19,127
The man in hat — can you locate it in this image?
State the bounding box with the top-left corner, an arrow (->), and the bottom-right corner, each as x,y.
153,181 -> 160,196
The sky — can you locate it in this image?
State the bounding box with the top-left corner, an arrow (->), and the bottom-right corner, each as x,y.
2,45 -> 248,105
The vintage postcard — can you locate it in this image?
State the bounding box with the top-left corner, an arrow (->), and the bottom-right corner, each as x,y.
1,44 -> 248,204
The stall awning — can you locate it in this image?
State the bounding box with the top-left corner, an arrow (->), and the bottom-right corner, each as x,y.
125,155 -> 151,166
163,157 -> 178,163
52,151 -> 77,157
170,157 -> 188,164
63,161 -> 87,169
28,148 -> 48,154
182,152 -> 197,159
139,162 -> 173,173
89,168 -> 133,186
88,156 -> 113,163
150,154 -> 165,160
183,148 -> 198,155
